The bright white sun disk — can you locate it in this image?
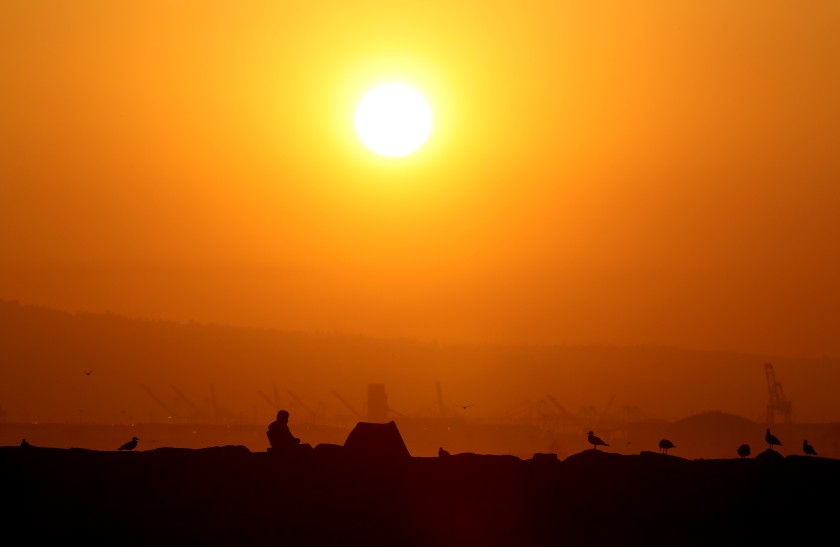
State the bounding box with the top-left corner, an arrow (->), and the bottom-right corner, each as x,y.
355,83 -> 432,157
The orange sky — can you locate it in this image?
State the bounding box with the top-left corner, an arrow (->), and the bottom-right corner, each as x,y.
2,1 -> 839,358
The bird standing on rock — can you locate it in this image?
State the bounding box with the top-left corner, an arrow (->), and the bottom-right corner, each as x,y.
765,428 -> 782,450
737,444 -> 751,458
118,436 -> 139,451
587,431 -> 609,450
658,439 -> 676,454
803,439 -> 817,456
438,447 -> 451,457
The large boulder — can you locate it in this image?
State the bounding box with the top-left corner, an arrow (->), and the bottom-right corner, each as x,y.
343,421 -> 411,460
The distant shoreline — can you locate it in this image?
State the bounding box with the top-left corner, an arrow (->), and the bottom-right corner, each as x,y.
3,417 -> 839,460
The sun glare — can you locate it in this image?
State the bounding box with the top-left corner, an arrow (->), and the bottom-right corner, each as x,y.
354,83 -> 432,157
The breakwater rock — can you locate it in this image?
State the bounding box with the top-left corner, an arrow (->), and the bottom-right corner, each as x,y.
2,445 -> 838,546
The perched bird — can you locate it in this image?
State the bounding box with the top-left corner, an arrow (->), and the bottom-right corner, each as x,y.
118,436 -> 139,451
658,439 -> 676,454
803,439 -> 817,456
587,431 -> 609,450
765,428 -> 782,450
438,447 -> 451,457
84,370 -> 93,376
20,438 -> 31,448
737,443 -> 751,458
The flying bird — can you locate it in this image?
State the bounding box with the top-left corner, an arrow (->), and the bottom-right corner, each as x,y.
765,428 -> 782,450
455,404 -> 474,410
737,444 -> 751,458
438,447 -> 451,457
587,431 -> 609,450
803,439 -> 817,456
118,436 -> 139,451
84,370 -> 93,376
658,439 -> 676,454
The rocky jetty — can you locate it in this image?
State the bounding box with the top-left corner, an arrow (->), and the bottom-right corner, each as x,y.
2,444 -> 838,546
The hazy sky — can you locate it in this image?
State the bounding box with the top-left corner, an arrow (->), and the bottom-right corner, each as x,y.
2,1 -> 839,358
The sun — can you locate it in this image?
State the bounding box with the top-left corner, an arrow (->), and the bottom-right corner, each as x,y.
354,83 -> 433,157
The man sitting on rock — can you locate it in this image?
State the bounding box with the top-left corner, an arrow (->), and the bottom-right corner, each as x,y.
267,409 -> 300,453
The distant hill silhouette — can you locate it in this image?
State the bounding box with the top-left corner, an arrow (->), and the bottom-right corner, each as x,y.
2,299 -> 840,428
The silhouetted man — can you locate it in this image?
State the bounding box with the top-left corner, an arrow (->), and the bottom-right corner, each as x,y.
267,410 -> 300,452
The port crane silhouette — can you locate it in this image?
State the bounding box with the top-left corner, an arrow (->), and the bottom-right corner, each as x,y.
765,363 -> 792,425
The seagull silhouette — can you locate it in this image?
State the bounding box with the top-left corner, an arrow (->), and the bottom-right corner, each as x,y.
84,370 -> 93,376
455,404 -> 474,410
20,438 -> 32,448
658,439 -> 676,454
118,436 -> 139,451
438,447 -> 451,457
765,428 -> 782,450
737,443 -> 751,458
803,439 -> 817,456
587,431 -> 609,450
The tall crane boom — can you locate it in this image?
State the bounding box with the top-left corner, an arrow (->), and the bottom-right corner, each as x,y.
765,363 -> 792,425
545,395 -> 579,422
435,381 -> 452,418
170,385 -> 199,412
258,391 -> 277,409
141,384 -> 180,421
287,390 -> 319,419
332,391 -> 363,418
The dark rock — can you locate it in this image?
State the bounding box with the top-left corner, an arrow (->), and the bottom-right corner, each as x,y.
2,445 -> 839,546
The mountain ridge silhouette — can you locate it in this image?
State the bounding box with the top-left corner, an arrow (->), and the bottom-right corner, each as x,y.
2,298 -> 839,426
